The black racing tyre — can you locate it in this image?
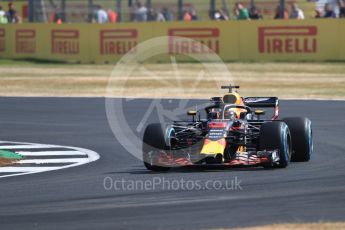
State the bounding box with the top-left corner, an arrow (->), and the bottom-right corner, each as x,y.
282,117 -> 313,162
259,122 -> 292,168
142,123 -> 174,171
224,145 -> 238,162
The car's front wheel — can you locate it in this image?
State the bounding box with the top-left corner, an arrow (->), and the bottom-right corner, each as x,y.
282,117 -> 313,162
142,123 -> 173,172
259,122 -> 292,168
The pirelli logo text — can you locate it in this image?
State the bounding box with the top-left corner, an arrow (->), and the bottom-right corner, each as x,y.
258,26 -> 317,54
16,29 -> 36,54
100,29 -> 138,55
168,28 -> 220,54
51,30 -> 79,55
0,29 -> 5,53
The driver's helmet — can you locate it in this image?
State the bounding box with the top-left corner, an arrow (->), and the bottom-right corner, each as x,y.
222,92 -> 246,118
224,109 -> 237,120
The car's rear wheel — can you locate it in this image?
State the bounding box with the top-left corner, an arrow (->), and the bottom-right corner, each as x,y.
142,123 -> 173,171
282,117 -> 313,162
259,122 -> 292,168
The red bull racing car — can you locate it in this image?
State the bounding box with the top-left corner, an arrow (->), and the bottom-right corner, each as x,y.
142,85 -> 313,171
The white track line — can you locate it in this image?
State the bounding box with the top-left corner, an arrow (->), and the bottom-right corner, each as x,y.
0,144 -> 51,149
0,167 -> 61,173
0,141 -> 100,178
18,158 -> 90,164
17,151 -> 87,156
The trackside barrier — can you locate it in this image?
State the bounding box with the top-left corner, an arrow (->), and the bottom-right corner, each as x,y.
0,20 -> 344,63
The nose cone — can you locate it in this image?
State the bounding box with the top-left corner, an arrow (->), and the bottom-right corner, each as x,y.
200,138 -> 226,155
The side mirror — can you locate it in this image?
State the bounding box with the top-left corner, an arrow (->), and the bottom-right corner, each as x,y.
187,110 -> 197,116
187,110 -> 198,122
254,109 -> 265,116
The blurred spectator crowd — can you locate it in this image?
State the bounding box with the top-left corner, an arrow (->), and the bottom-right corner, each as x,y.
209,0 -> 345,20
105,0 -> 345,22
0,0 -> 345,24
0,2 -> 22,24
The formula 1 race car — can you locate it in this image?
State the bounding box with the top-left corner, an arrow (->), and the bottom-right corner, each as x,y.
142,85 -> 313,171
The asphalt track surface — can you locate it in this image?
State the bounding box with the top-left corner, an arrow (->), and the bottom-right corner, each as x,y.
0,97 -> 344,230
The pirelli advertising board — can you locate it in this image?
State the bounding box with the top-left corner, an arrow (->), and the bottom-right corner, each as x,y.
0,28 -> 6,54
0,20 -> 344,63
16,29 -> 36,54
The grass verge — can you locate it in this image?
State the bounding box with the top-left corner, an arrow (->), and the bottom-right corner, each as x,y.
0,150 -> 23,167
0,60 -> 344,99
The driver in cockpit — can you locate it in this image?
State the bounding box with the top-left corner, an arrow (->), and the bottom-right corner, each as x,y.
222,92 -> 247,119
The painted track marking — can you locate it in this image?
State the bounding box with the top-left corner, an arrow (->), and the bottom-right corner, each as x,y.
0,141 -> 100,178
18,158 -> 90,164
17,151 -> 87,156
0,167 -> 61,173
0,144 -> 52,149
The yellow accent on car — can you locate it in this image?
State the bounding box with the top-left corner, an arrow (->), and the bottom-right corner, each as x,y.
223,92 -> 241,104
187,110 -> 197,116
255,109 -> 265,115
200,139 -> 226,155
237,146 -> 246,153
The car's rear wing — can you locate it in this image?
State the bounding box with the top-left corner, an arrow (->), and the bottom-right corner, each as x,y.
243,97 -> 279,120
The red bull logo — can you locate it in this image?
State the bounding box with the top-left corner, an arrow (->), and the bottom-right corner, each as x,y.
0,28 -> 5,53
100,29 -> 138,55
258,26 -> 317,53
16,29 -> 36,54
168,28 -> 220,54
51,30 -> 79,55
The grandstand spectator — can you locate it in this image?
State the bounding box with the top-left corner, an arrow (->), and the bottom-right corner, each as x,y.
220,8 -> 230,20
134,1 -> 148,22
190,9 -> 198,20
338,0 -> 345,17
323,3 -> 336,18
129,3 -> 136,21
314,8 -> 323,18
49,6 -> 63,24
290,3 -> 305,19
147,8 -> 156,21
183,10 -> 192,21
6,2 -> 16,23
162,7 -> 174,21
183,8 -> 198,21
234,3 -> 249,20
274,5 -> 289,19
249,6 -> 263,20
0,5 -> 8,24
107,9 -> 118,23
156,9 -> 166,22
96,5 -> 108,23
212,8 -> 230,20
147,8 -> 165,22
12,10 -> 22,23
